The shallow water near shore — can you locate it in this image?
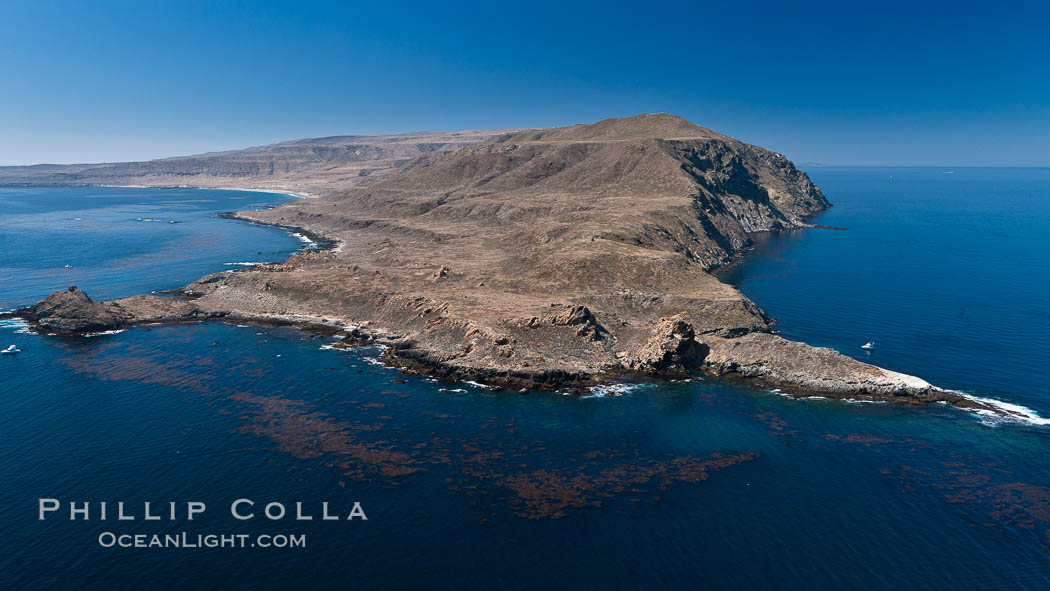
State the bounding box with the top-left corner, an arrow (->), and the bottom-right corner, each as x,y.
2,178 -> 1050,589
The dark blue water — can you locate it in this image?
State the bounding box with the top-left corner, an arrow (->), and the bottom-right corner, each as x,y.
2,179 -> 1049,589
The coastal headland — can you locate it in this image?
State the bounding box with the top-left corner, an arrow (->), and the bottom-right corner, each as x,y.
1,114 -> 1012,416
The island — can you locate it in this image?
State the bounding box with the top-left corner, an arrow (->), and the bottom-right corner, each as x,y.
3,114 -> 1009,416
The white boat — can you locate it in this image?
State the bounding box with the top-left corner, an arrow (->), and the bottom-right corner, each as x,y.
1,344 -> 20,354
861,341 -> 876,350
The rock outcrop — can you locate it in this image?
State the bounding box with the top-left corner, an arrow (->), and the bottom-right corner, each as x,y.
629,316 -> 709,374
24,287 -> 129,332
19,286 -> 214,334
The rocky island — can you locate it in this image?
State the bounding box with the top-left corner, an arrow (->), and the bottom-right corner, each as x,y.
4,114 -> 1009,415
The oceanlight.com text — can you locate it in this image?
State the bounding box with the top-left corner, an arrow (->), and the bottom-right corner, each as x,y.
97,532 -> 306,549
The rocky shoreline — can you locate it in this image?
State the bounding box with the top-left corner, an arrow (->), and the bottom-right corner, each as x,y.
3,114 -> 1027,420
4,284 -> 1009,417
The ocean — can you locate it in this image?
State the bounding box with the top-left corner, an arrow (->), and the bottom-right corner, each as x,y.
1,173 -> 1048,589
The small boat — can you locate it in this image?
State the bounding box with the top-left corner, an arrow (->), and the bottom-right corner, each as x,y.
64,264 -> 73,269
1,344 -> 20,354
861,341 -> 876,350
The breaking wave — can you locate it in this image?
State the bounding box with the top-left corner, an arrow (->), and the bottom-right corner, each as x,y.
0,318 -> 31,333
580,383 -> 647,398
83,329 -> 126,337
953,391 -> 1050,427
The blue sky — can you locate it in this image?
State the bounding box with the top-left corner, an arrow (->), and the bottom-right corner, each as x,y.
1,0 -> 1047,166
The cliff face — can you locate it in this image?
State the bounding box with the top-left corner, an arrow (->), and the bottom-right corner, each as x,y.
16,113 -> 991,412
260,113 -> 829,286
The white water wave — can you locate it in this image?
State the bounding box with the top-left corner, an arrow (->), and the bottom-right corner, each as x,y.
0,318 -> 31,333
953,392 -> 1050,427
768,388 -> 887,405
83,329 -> 126,337
771,383 -> 1050,426
361,356 -> 387,367
582,383 -> 647,398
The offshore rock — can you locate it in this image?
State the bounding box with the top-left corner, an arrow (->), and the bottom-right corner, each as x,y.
23,286 -> 129,332
19,287 -> 212,333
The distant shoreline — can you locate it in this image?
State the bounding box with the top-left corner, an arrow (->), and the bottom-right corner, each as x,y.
97,184 -> 322,200
0,182 -> 321,200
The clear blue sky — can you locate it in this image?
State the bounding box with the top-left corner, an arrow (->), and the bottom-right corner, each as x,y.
1,0 -> 1047,166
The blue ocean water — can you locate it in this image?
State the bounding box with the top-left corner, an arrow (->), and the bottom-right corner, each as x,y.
720,167 -> 1050,415
0,186 -> 307,310
1,178 -> 1049,590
